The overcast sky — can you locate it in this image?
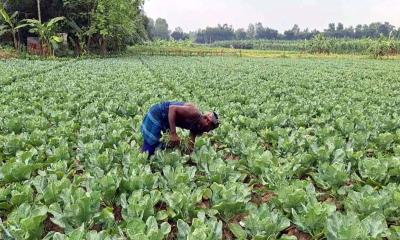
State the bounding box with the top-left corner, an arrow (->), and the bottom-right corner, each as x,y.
144,0 -> 400,32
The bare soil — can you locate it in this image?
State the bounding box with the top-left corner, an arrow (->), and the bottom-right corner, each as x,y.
223,213 -> 248,240
224,153 -> 240,161
167,221 -> 178,240
90,224 -> 102,232
43,213 -> 64,236
0,49 -> 17,59
197,198 -> 211,209
223,223 -> 235,240
113,204 -> 123,222
284,225 -> 311,240
250,191 -> 276,206
155,201 -> 168,211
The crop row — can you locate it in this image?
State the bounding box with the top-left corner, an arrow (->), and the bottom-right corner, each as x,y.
0,56 -> 400,239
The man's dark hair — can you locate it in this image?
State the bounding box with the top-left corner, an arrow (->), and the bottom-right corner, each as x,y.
211,111 -> 220,130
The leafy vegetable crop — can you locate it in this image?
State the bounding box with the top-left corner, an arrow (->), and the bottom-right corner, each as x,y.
1,55 -> 400,239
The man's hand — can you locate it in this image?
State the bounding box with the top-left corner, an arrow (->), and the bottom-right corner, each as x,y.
169,132 -> 180,147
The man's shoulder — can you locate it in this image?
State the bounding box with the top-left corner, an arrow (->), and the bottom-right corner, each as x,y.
184,102 -> 196,107
173,104 -> 200,118
186,104 -> 201,115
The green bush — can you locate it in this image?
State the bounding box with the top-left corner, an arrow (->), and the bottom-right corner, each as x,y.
306,34 -> 333,54
368,35 -> 399,58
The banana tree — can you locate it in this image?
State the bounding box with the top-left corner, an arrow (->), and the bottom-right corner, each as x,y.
0,6 -> 23,50
67,19 -> 95,55
21,17 -> 65,56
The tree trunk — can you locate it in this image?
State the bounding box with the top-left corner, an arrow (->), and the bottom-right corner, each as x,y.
37,0 -> 41,23
87,36 -> 92,52
17,31 -> 21,51
100,36 -> 107,55
76,41 -> 82,56
12,31 -> 18,50
40,39 -> 47,56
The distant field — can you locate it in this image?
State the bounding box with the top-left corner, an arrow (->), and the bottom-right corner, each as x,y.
128,44 -> 400,60
208,39 -> 400,55
1,56 -> 400,239
209,40 -> 307,52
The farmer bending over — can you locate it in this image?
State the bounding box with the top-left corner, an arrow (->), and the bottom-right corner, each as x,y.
141,101 -> 219,156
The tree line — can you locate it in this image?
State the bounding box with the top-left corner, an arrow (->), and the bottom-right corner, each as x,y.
0,0 -> 148,55
1,0 -> 400,56
146,18 -> 400,43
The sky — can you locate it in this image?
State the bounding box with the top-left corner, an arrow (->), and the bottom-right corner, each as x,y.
144,0 -> 400,32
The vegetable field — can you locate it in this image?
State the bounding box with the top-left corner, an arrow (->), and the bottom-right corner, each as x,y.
1,56 -> 400,239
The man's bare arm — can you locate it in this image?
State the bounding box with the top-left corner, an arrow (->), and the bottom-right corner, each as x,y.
168,105 -> 199,145
168,106 -> 178,135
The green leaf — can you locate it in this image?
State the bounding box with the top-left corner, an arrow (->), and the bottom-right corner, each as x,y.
292,201 -> 336,237
156,210 -> 168,221
244,204 -> 290,239
46,17 -> 65,28
280,235 -> 298,240
177,219 -> 190,239
0,25 -> 9,36
327,212 -> 367,240
68,224 -> 85,240
160,222 -> 171,235
146,216 -> 158,231
67,19 -> 82,33
16,148 -> 38,163
126,218 -> 146,237
51,35 -> 63,43
361,212 -> 389,238
7,204 -> 48,239
228,223 -> 247,239
10,185 -> 33,206
96,207 -> 114,226
0,162 -> 44,183
0,6 -> 12,25
388,226 -> 400,240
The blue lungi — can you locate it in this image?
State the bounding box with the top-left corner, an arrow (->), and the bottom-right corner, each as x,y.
141,101 -> 184,155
